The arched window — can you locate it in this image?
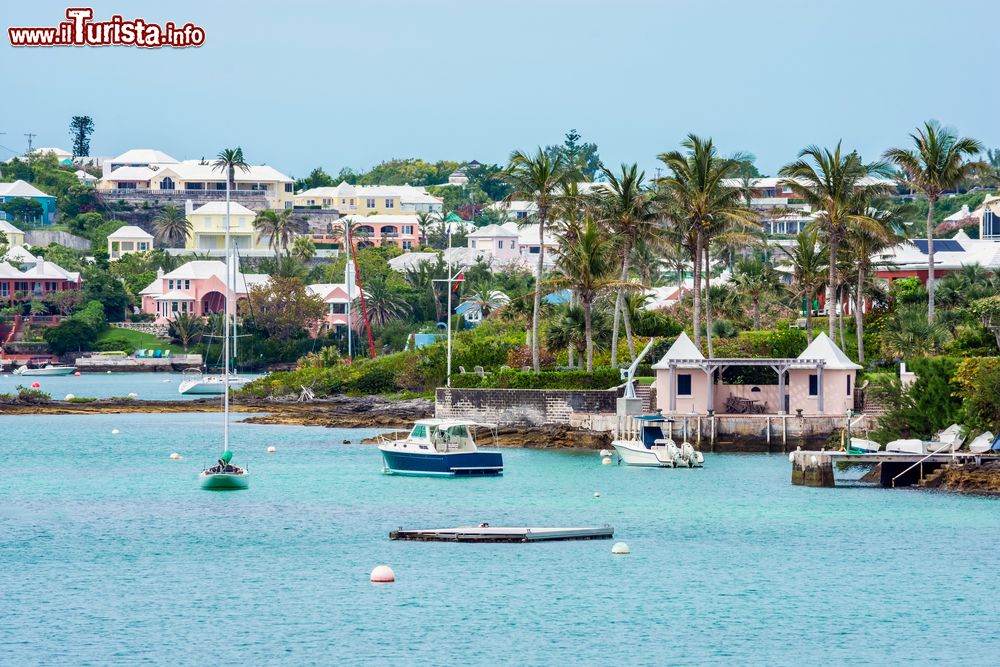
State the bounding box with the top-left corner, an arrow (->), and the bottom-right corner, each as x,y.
160,177 -> 175,190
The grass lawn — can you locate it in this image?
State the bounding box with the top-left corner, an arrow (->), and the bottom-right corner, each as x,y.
96,327 -> 186,354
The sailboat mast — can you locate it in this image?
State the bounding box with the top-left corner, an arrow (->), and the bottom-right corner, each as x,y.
223,167 -> 231,452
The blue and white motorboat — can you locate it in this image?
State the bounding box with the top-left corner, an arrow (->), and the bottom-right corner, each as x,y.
378,419 -> 503,476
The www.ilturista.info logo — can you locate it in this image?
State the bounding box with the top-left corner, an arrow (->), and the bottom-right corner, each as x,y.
7,8 -> 205,48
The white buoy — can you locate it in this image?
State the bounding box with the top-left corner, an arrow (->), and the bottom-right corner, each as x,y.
162,378 -> 171,383
809,455 -> 818,465
593,491 -> 601,498
111,429 -> 120,435
127,392 -> 138,399
267,446 -> 276,454
599,449 -> 612,457
601,457 -> 612,465
65,393 -> 75,401
106,370 -> 112,374
370,565 -> 395,583
169,452 -> 182,460
611,542 -> 630,555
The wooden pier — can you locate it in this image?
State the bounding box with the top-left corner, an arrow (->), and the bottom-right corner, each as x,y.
790,450 -> 989,488
389,525 -> 614,543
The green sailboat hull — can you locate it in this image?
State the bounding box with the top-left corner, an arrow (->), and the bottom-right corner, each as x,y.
199,472 -> 250,491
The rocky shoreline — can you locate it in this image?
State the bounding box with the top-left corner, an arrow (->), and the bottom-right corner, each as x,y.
0,395 -> 611,449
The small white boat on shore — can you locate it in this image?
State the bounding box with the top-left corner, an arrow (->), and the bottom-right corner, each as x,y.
969,431 -> 997,454
13,364 -> 77,377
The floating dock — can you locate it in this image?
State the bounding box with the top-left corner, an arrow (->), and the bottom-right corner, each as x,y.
389,525 -> 614,543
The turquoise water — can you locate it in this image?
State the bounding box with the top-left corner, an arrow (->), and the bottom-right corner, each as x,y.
2,413 -> 999,665
0,372 -> 260,401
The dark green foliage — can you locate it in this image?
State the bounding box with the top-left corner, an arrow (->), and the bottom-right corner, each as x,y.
42,300 -> 107,355
69,116 -> 94,157
0,198 -> 43,223
953,357 -> 1000,433
871,357 -> 963,441
82,269 -> 129,321
632,310 -> 683,337
92,337 -> 136,355
16,385 -> 51,403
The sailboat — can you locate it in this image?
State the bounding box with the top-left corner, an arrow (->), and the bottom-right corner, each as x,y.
199,149 -> 249,491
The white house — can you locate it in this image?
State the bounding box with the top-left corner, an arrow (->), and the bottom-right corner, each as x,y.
107,226 -> 154,260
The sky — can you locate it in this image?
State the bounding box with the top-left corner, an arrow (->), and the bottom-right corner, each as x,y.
3,0 -> 1000,179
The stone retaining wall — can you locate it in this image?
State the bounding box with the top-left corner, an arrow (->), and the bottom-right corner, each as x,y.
435,387 -> 623,426
110,322 -> 170,339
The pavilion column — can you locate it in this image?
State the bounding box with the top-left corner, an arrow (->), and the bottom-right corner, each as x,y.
705,367 -> 715,414
777,367 -> 786,415
817,365 -> 825,414
668,364 -> 677,413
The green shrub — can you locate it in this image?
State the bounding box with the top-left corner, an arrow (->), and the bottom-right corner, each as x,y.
16,385 -> 51,403
953,357 -> 1000,433
871,357 -> 962,441
66,396 -> 98,403
346,365 -> 398,394
93,337 -> 136,355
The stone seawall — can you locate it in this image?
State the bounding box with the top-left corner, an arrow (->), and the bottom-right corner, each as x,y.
110,322 -> 170,339
435,387 -> 623,426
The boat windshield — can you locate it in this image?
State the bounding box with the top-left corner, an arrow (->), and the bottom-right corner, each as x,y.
431,424 -> 476,452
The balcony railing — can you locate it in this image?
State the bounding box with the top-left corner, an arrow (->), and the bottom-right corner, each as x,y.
99,188 -> 272,202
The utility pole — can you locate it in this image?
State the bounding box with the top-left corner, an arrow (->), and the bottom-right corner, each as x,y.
344,218 -> 352,359
24,133 -> 36,154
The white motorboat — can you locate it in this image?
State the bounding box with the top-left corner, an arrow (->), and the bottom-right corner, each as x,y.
612,414 -> 704,468
178,369 -> 248,395
885,438 -> 927,455
849,437 -> 882,453
13,364 -> 77,376
969,431 -> 997,454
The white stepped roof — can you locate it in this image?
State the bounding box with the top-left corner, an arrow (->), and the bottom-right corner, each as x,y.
2,244 -> 37,262
468,224 -> 518,237
0,180 -> 52,198
0,220 -> 23,235
298,182 -> 441,205
110,149 -> 178,164
651,331 -> 704,369
307,283 -> 350,302
796,332 -> 861,370
107,225 -> 154,240
190,202 -> 256,216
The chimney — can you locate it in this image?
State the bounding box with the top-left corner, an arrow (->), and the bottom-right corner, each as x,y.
185,199 -> 194,216
156,267 -> 164,279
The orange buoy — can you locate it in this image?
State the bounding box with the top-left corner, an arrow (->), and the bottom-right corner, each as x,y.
74,372 -> 81,376
31,382 -> 40,388
370,565 -> 395,583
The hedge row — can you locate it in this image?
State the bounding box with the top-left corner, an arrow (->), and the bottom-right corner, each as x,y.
448,367 -> 622,390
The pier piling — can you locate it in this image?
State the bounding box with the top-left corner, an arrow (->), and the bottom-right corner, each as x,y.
790,451 -> 835,487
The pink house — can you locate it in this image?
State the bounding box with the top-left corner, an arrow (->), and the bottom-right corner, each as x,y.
341,214 -> 422,250
652,332 -> 859,416
139,260 -> 269,323
307,283 -> 351,330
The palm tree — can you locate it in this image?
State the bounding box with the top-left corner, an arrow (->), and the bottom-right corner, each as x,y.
884,121 -> 984,322
779,229 -> 828,342
292,236 -> 316,263
253,209 -> 300,271
352,274 -> 410,329
168,312 -> 204,352
549,216 -> 630,371
503,148 -> 571,372
779,143 -> 890,339
727,256 -> 785,330
460,288 -> 510,320
658,135 -> 758,351
594,163 -> 659,367
881,305 -> 951,358
152,205 -> 191,248
415,211 -> 434,246
843,206 -> 901,363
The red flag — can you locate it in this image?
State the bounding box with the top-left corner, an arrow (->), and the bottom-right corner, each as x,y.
452,272 -> 464,292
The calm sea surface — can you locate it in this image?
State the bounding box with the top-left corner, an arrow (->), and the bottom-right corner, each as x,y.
0,372 -> 261,401
2,412 -> 999,666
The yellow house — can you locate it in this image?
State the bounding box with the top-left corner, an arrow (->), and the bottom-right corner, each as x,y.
0,220 -> 26,247
185,201 -> 268,251
294,182 -> 442,215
